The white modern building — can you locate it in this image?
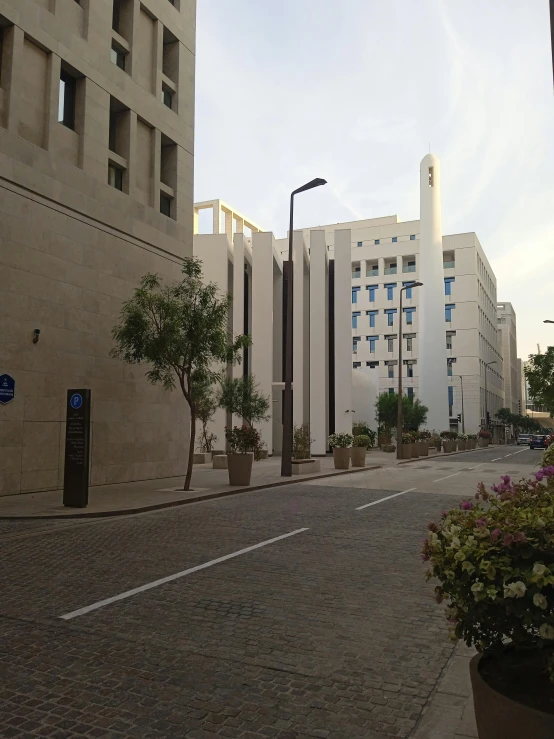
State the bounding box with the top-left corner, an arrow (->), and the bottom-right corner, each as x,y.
193,205 -> 372,456
497,302 -> 522,415
194,154 -> 507,448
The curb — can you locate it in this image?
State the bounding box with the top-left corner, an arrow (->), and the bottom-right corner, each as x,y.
0,464 -> 383,521
397,445 -> 499,465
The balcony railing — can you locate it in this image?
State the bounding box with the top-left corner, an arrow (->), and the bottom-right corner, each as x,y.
402,265 -> 416,273
443,261 -> 455,269
366,269 -> 378,277
352,271 -> 361,279
384,267 -> 397,275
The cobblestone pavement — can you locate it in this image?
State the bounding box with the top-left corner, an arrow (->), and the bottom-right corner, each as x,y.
0,482 -> 465,738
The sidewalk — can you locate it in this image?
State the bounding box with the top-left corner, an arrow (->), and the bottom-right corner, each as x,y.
412,642 -> 477,739
0,454 -> 387,519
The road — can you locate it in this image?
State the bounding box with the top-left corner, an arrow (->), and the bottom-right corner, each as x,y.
0,446 -> 542,738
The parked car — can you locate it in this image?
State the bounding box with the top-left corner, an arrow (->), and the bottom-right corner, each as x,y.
529,434 -> 548,450
517,434 -> 531,445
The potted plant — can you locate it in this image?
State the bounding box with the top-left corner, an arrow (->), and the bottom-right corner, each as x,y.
422,468 -> 554,739
431,434 -> 442,452
458,433 -> 468,451
467,433 -> 478,450
218,374 -> 270,461
328,433 -> 353,469
293,424 -> 313,461
224,425 -> 261,485
353,422 -> 376,451
478,429 -> 492,448
399,432 -> 414,460
440,430 -> 455,453
416,430 -> 431,457
352,435 -> 370,467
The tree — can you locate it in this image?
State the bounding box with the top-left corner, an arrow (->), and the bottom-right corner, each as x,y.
495,407 -> 514,426
111,258 -> 249,491
375,392 -> 428,433
525,347 -> 554,417
218,375 -> 270,428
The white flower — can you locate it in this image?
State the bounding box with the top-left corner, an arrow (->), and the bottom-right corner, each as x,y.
462,561 -> 475,574
450,537 -> 461,550
533,563 -> 547,576
465,536 -> 477,548
533,593 -> 548,610
539,623 -> 554,640
535,518 -> 546,530
504,581 -> 527,599
428,532 -> 439,546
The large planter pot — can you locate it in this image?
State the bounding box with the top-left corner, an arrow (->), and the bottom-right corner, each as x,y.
332,447 -> 351,469
227,453 -> 254,486
399,443 -> 412,459
417,441 -> 429,456
443,440 -> 456,453
410,443 -> 420,458
478,438 -> 490,448
470,652 -> 554,739
351,447 -> 367,467
458,440 -> 467,451
434,439 -> 442,452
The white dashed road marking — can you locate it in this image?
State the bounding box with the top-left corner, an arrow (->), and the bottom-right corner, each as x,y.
60,528 -> 310,620
356,488 -> 417,511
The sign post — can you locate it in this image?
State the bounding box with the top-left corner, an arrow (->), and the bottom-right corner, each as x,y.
63,389 -> 91,508
0,374 -> 15,405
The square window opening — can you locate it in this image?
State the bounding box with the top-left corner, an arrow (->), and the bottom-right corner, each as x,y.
58,70 -> 77,130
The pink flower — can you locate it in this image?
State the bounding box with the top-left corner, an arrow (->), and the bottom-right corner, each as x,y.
501,475 -> 511,484
428,522 -> 439,533
441,510 -> 448,519
491,529 -> 502,541
503,533 -> 515,547
475,518 -> 488,528
460,501 -> 474,510
535,471 -> 545,482
514,532 -> 527,543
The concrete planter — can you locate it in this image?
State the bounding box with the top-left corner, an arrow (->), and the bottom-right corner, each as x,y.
470,652 -> 554,739
433,439 -> 442,452
443,440 -> 456,453
351,447 -> 367,467
227,453 -> 254,486
478,438 -> 490,448
410,443 -> 419,458
416,441 -> 429,456
213,455 -> 228,469
332,447 -> 351,470
258,449 -> 268,460
193,452 -> 212,464
399,443 -> 412,459
382,444 -> 396,453
470,440 -> 477,449
457,440 -> 467,451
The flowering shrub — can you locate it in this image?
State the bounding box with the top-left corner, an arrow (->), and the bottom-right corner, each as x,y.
478,429 -> 492,439
542,443 -> 554,468
352,434 -> 371,448
467,434 -> 478,440
225,425 -> 262,456
418,430 -> 432,440
402,432 -> 415,444
440,430 -> 458,440
422,468 -> 554,669
328,433 -> 353,448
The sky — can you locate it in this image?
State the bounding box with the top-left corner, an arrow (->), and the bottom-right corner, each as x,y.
194,0 -> 554,361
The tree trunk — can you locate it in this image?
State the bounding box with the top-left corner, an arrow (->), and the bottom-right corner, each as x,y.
184,412 -> 196,491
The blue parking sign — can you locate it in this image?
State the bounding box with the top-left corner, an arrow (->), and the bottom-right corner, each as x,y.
70,393 -> 83,410
0,374 -> 15,405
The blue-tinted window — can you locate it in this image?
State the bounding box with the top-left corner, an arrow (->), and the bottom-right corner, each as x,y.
357,241 -> 363,247
407,387 -> 414,398
403,280 -> 414,299
448,385 -> 454,411
352,287 -> 361,304
367,335 -> 378,352
375,239 -> 380,245
392,237 -> 397,243
403,307 -> 416,325
445,303 -> 455,322
410,234 -> 416,241
353,362 -> 361,368
445,277 -> 455,296
367,285 -> 378,302
352,311 -> 361,329
406,363 -> 414,378
385,308 -> 397,327
385,282 -> 397,300
388,387 -> 395,395
388,365 -> 394,379
367,310 -> 378,328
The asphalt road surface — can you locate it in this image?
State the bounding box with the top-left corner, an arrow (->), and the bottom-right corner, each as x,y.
0,445 -> 542,738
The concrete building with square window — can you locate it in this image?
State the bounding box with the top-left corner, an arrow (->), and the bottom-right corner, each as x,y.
0,0 -> 196,496
496,302 -> 522,416
301,218 -> 505,436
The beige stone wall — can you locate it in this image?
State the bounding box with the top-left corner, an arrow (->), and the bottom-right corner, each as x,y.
0,0 -> 196,496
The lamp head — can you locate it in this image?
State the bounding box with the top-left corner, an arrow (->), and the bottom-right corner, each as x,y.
292,178 -> 327,196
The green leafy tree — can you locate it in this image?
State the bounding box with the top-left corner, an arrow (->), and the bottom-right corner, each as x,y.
111,258 -> 249,491
194,377 -> 218,453
525,348 -> 554,417
375,392 -> 428,433
218,374 -> 270,428
495,407 -> 514,426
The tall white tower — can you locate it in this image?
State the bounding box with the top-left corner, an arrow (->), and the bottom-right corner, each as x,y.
418,153 -> 450,431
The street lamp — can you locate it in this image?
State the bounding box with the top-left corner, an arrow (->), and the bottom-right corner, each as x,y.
484,360 -> 497,432
396,281 -> 423,459
452,375 -> 469,435
281,178 -> 327,477
544,320 -> 554,324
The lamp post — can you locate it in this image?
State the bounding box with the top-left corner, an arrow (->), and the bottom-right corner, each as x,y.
281,178 -> 327,477
544,320 -> 554,324
396,281 -> 423,460
453,374 -> 468,435
484,360 -> 497,432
